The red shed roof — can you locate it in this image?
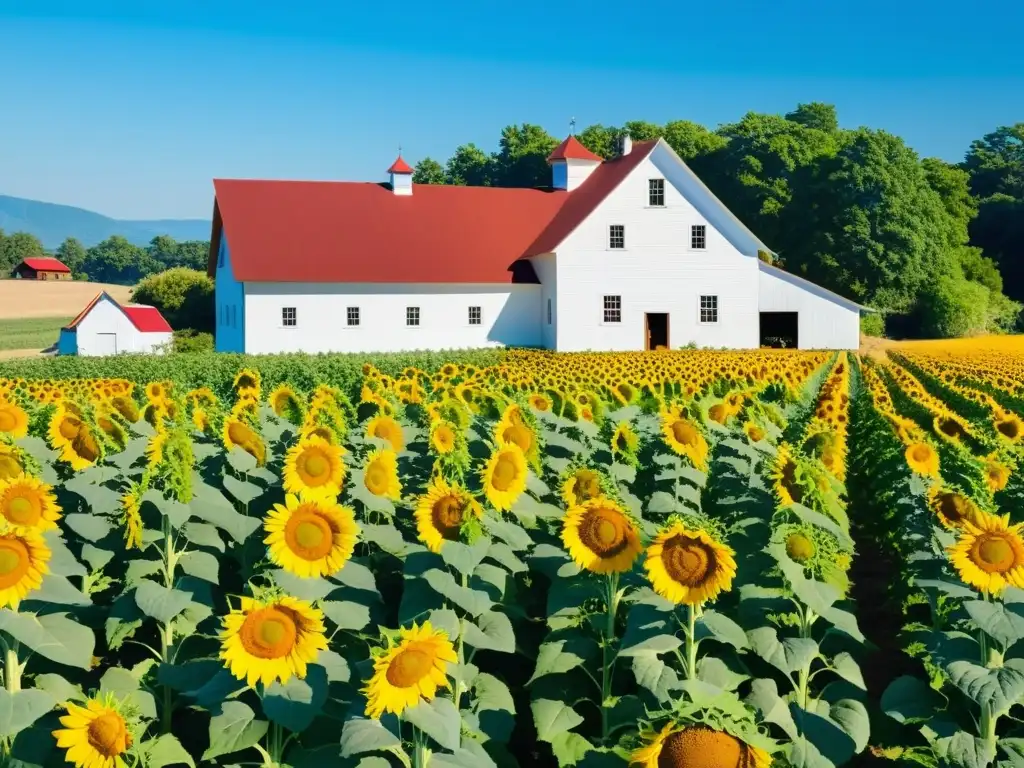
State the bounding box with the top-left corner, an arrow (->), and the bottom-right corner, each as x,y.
20,257 -> 70,273
209,138 -> 660,283
64,292 -> 172,333
547,136 -> 602,163
387,155 -> 414,174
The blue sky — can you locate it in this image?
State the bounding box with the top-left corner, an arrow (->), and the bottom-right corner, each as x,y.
1,0 -> 1022,220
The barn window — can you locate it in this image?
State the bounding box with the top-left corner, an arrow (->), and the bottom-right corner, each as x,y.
691,224 -> 707,250
603,295 -> 621,323
347,307 -> 360,326
282,307 -> 297,327
547,298 -> 552,325
699,295 -> 718,323
468,306 -> 482,325
649,179 -> 665,207
609,225 -> 625,249
407,307 -> 420,326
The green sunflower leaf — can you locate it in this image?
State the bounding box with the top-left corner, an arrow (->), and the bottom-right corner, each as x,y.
202,701 -> 268,761
531,698 -> 584,743
0,689 -> 56,740
404,696 -> 461,751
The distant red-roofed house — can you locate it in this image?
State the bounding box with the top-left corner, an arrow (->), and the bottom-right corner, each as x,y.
57,292 -> 173,356
12,257 -> 72,280
207,136 -> 867,354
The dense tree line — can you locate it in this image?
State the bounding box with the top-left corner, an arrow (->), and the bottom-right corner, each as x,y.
414,106 -> 1024,337
0,232 -> 210,285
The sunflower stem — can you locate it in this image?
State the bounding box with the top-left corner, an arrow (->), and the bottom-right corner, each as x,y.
685,603 -> 699,680
160,513 -> 177,734
453,574 -> 468,718
4,642 -> 21,693
600,573 -> 620,745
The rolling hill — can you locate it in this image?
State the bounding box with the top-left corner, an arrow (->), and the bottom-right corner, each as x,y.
0,195 -> 210,249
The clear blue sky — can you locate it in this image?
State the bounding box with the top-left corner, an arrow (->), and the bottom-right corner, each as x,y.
1,0 -> 1021,220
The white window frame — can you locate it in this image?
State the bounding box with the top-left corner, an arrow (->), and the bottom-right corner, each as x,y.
406,306 -> 420,327
282,307 -> 297,328
468,306 -> 482,326
698,295 -> 718,324
648,178 -> 665,207
608,224 -> 625,250
602,295 -> 622,324
690,224 -> 707,250
346,306 -> 360,327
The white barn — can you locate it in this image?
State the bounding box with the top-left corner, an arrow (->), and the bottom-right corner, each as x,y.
58,292 -> 173,357
208,135 -> 865,353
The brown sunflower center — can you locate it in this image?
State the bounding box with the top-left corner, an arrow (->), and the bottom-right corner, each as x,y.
87,712 -> 131,757
432,495 -> 466,539
272,393 -> 291,414
911,444 -> 933,463
299,449 -> 330,485
933,492 -> 973,525
239,607 -> 298,659
503,423 -> 533,454
998,419 -> 1021,440
662,535 -> 715,586
708,404 -> 729,424
385,647 -> 433,688
365,461 -> 391,496
578,507 -> 630,558
490,454 -> 519,492
4,493 -> 39,525
59,416 -> 82,440
658,726 -> 745,768
372,421 -> 400,447
748,425 -> 765,442
71,429 -> 101,463
573,471 -> 602,503
939,419 -> 967,439
671,420 -> 699,447
284,509 -> 335,560
532,396 -> 550,411
972,533 -> 1018,574
780,460 -> 803,504
786,533 -> 815,562
616,431 -> 630,451
0,539 -> 30,588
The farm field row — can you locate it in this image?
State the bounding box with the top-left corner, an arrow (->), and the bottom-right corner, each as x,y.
0,316 -> 69,352
0,343 -> 1021,767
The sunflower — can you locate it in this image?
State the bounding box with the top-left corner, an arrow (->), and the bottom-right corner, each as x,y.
495,405 -> 540,468
631,723 -> 771,768
144,381 -> 168,402
481,444 -> 527,512
145,430 -> 168,471
785,532 -> 815,563
364,621 -> 457,718
562,497 -> 642,574
0,400 -> 29,439
904,442 -> 940,477
928,486 -> 983,530
414,477 -> 482,553
52,694 -> 134,768
949,513 -> 1024,596
660,406 -> 709,471
283,436 -> 346,500
610,422 -> 639,463
984,456 -> 1011,494
0,474 -> 61,532
264,494 -> 358,577
561,467 -> 605,508
528,393 -> 552,412
744,421 -> 766,443
363,448 -> 402,500
366,415 -> 405,452
61,426 -> 102,472
770,444 -> 805,507
995,415 -> 1023,443
120,484 -> 144,550
268,384 -> 303,422
48,406 -> 83,452
645,522 -> 736,605
0,527 -> 50,608
222,418 -> 267,466
0,444 -> 24,481
220,595 -> 328,687
110,396 -> 140,423
429,420 -> 457,455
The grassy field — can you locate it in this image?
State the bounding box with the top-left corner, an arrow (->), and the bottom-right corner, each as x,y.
0,316 -> 70,352
0,279 -> 133,320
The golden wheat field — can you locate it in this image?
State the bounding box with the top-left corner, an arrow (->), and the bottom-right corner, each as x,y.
0,343 -> 1022,768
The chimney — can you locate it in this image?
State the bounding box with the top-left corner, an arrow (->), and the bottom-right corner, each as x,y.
621,132 -> 632,156
387,154 -> 414,196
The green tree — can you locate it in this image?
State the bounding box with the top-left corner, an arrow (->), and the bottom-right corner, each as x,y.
172,240 -> 210,271
445,144 -> 492,186
622,120 -> 662,142
55,237 -> 88,277
785,103 -> 839,133
577,124 -> 620,159
83,236 -> 156,284
491,124 -> 558,188
412,158 -> 447,185
132,267 -> 215,333
0,231 -> 45,274
661,120 -> 727,162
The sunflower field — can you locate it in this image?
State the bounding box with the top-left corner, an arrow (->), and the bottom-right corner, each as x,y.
0,342 -> 1022,768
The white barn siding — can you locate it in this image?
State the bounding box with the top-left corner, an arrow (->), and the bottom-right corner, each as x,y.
72,298 -> 172,356
243,282 -> 542,354
531,254 -> 557,350
553,149 -> 759,352
758,265 -> 860,350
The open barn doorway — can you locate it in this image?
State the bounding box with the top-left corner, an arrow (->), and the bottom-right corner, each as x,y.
645,313 -> 669,350
760,312 -> 798,349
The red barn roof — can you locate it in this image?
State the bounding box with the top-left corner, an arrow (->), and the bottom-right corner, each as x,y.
208,139 -> 659,284
547,136 -> 603,163
64,292 -> 172,333
19,257 -> 70,273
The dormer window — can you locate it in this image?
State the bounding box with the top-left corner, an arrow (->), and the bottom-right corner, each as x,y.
649,179 -> 665,207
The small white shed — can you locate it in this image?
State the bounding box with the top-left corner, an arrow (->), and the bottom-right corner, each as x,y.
58,292 -> 173,357
757,262 -> 865,350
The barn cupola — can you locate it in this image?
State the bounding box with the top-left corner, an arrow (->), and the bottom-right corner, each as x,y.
388,154 -> 414,196
547,135 -> 602,191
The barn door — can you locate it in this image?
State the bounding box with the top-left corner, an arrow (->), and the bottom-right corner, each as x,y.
94,333 -> 118,356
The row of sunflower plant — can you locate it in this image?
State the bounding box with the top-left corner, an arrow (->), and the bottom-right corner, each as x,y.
854,356 -> 1024,768
0,348 -> 851,768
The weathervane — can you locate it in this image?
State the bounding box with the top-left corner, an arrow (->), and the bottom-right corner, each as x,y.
569,117 -> 576,136
398,144 -> 402,156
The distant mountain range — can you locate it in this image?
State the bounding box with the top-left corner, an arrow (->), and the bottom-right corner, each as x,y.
0,195 -> 211,249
